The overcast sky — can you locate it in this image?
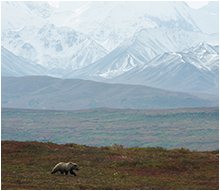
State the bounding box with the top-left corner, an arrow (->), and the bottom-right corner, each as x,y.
186,1 -> 209,9
48,1 -> 210,9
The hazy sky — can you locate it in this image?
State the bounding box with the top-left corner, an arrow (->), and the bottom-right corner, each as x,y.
48,1 -> 210,9
186,1 -> 209,9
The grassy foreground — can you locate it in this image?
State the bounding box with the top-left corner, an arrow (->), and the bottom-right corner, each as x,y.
1,140 -> 219,190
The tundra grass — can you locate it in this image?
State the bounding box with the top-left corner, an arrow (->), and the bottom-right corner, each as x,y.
1,141 -> 219,190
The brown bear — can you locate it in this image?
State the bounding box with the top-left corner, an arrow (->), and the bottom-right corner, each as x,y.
51,162 -> 79,176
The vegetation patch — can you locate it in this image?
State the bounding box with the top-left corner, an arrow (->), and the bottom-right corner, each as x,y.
1,140 -> 219,190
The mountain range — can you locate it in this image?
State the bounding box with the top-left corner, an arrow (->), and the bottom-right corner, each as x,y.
1,1 -> 219,102
2,40 -> 219,96
109,42 -> 219,95
2,1 -> 218,50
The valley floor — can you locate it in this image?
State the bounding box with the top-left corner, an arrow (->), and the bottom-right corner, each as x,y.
1,107 -> 219,151
1,140 -> 219,190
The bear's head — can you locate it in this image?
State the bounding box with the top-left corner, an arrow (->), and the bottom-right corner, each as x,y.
68,162 -> 79,171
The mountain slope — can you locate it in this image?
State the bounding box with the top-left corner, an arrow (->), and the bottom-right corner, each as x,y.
1,46 -> 47,77
110,43 -> 219,95
1,76 -> 217,110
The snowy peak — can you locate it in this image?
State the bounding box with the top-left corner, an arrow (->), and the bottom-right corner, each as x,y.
63,1 -> 198,30
1,23 -> 108,74
110,43 -> 219,95
184,43 -> 219,73
187,42 -> 219,55
67,1 -> 218,49
57,1 -> 203,51
78,27 -> 218,80
2,1 -> 218,36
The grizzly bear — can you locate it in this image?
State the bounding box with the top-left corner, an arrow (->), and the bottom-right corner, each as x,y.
51,162 -> 79,176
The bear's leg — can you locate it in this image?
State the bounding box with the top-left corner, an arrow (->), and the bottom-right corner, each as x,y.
51,169 -> 58,174
70,170 -> 77,176
61,171 -> 64,175
65,171 -> 68,175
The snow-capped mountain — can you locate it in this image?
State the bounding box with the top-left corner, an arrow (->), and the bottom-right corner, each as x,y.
3,23 -> 217,80
46,1 -> 219,51
1,24 -> 107,77
110,43 -> 219,95
67,27 -> 218,79
55,1 -> 202,51
2,1 -> 218,51
185,42 -> 219,74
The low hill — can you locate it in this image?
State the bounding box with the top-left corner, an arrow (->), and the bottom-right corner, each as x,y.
1,76 -> 218,110
1,140 -> 219,190
1,107 -> 219,151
